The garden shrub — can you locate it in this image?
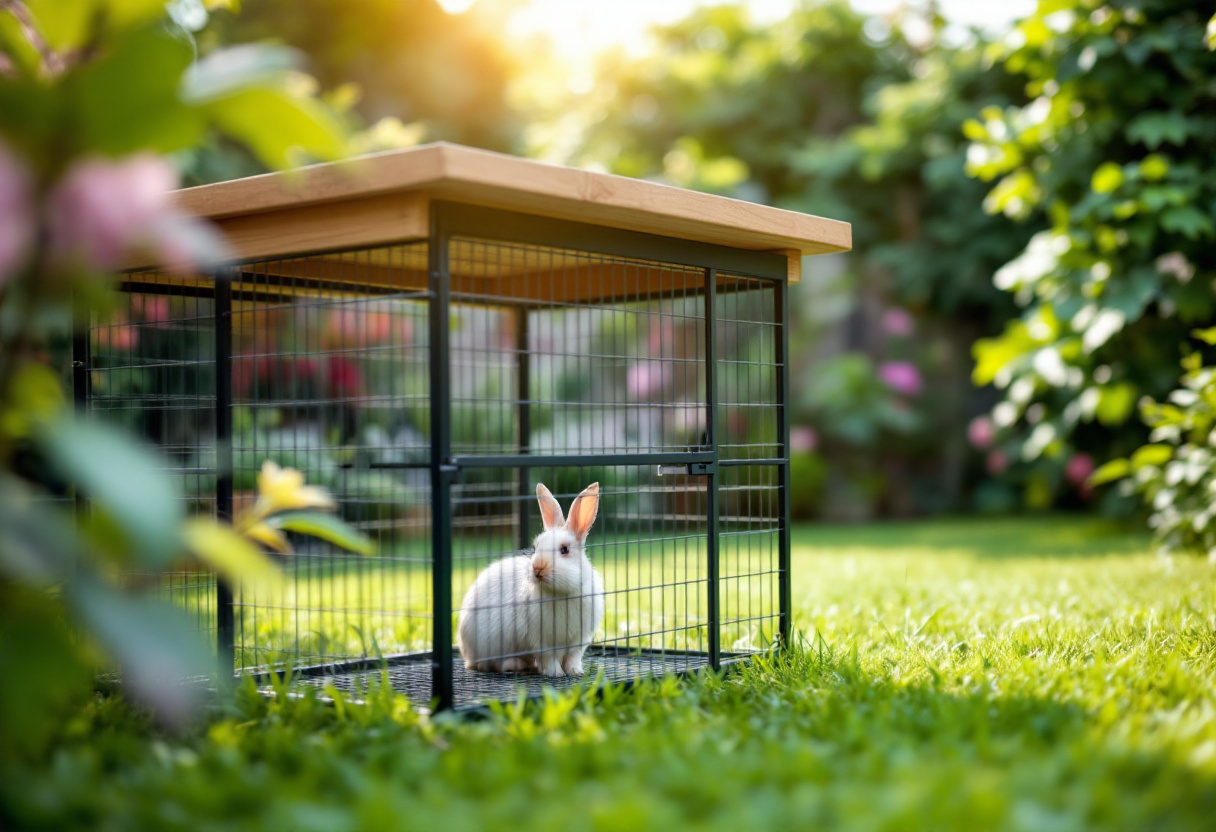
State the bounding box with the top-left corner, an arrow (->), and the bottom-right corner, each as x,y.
1092,328 -> 1216,557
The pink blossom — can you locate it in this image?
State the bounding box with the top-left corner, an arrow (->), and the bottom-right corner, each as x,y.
626,361 -> 671,399
967,415 -> 995,450
47,154 -> 176,270
396,316 -> 414,345
648,320 -> 674,355
133,295 -> 172,325
1065,453 -> 1095,487
0,140 -> 34,285
95,313 -> 139,352
878,361 -> 922,396
46,153 -> 226,273
790,426 -> 817,453
986,450 -> 1008,476
882,307 -> 915,337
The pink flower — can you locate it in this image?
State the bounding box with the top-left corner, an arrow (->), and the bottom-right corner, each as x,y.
878,361 -> 922,396
790,426 -> 817,453
882,307 -> 915,337
396,316 -> 414,345
967,415 -> 995,450
627,361 -> 671,399
0,140 -> 34,286
132,295 -> 172,325
1065,453 -> 1095,487
986,450 -> 1008,476
95,313 -> 139,352
46,153 -> 226,273
47,154 -> 176,270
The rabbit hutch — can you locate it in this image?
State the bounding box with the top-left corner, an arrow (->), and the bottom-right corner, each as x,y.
86,143 -> 851,711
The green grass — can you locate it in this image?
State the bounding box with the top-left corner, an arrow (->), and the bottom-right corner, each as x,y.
227,531 -> 777,667
7,515 -> 1216,831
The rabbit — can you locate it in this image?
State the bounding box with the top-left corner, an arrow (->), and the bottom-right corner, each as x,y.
458,482 -> 605,677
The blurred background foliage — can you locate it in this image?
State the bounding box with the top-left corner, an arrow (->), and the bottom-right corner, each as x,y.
56,0 -> 1216,526
969,0 -> 1216,517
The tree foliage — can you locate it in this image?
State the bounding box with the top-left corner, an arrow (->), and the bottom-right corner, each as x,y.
567,1 -> 1034,514
968,0 -> 1216,509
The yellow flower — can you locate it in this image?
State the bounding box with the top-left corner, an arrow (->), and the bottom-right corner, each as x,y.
252,460 -> 335,519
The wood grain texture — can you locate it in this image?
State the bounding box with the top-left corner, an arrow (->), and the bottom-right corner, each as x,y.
175,143 -> 851,259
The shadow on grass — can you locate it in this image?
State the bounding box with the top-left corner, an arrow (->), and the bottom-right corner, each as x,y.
791,513 -> 1151,559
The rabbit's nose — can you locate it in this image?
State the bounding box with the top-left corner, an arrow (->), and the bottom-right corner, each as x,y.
532,562 -> 548,579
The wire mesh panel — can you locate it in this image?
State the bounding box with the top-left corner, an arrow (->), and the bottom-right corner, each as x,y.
447,468 -> 711,709
715,273 -> 783,655
91,203 -> 791,712
447,237 -> 711,458
227,245 -> 432,673
91,273 -> 219,645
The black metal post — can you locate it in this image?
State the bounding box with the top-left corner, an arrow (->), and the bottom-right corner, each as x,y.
775,273 -> 792,648
429,209 -> 455,711
704,268 -> 720,670
515,307 -> 531,552
214,272 -> 235,680
71,299 -> 90,525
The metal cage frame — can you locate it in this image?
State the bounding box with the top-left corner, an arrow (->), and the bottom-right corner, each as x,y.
82,200 -> 793,713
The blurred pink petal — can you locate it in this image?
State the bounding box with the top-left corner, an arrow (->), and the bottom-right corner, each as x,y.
878,361 -> 923,396
967,415 -> 995,450
0,140 -> 34,285
627,361 -> 671,399
882,307 -> 915,337
47,154 -> 177,271
986,450 -> 1008,475
95,312 -> 139,352
150,210 -> 230,274
790,426 -> 817,453
1065,453 -> 1095,487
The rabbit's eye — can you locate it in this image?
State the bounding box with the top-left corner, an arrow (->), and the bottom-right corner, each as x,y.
559,544 -> 570,556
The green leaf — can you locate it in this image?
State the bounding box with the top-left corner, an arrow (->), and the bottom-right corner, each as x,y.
181,44 -> 302,103
270,511 -> 375,556
1131,444 -> 1173,469
1192,327 -> 1216,346
1089,459 -> 1131,486
1096,383 -> 1137,427
68,575 -> 212,719
0,475 -> 80,585
1126,112 -> 1191,149
1091,162 -> 1123,194
205,87 -> 347,170
70,24 -> 205,156
183,518 -> 281,587
0,586 -> 94,762
1139,154 -> 1170,181
24,0 -> 167,50
36,417 -> 184,568
1160,206 -> 1215,240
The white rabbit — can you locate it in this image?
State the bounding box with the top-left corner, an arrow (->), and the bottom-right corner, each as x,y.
458,482 -> 605,677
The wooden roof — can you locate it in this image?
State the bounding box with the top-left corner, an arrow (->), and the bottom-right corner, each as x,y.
167,144 -> 850,295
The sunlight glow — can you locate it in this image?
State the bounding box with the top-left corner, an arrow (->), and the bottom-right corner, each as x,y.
502,0 -> 1032,64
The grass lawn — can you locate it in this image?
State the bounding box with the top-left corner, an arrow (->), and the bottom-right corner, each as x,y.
6,515 -> 1216,831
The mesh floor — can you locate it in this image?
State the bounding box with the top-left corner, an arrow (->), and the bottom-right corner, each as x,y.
260,647 -> 727,710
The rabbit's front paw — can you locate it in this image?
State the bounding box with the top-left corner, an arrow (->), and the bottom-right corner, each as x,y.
561,654 -> 584,676
539,657 -> 565,677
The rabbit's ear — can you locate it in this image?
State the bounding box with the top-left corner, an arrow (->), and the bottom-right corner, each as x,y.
536,483 -> 565,531
566,482 -> 600,544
